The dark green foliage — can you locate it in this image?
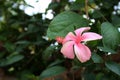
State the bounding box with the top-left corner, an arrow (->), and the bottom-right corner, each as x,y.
0,0 -> 120,80
39,66 -> 66,79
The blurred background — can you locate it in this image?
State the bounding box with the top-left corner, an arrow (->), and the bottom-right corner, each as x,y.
0,0 -> 120,80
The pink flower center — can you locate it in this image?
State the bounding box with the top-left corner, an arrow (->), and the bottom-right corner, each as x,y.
75,36 -> 82,44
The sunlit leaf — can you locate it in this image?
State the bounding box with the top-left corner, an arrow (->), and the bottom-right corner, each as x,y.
47,11 -> 88,39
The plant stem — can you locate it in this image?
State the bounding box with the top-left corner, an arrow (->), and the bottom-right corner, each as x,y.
85,0 -> 89,19
88,4 -> 108,21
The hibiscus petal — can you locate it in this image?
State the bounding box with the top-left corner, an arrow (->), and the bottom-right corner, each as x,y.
61,41 -> 75,59
81,32 -> 102,41
75,27 -> 91,36
74,43 -> 91,63
63,32 -> 76,44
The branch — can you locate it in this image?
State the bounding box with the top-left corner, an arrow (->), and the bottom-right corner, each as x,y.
88,4 -> 108,21
85,0 -> 89,19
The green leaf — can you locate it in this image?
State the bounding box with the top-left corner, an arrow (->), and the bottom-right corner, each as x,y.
47,2 -> 60,10
20,70 -> 38,80
91,53 -> 103,63
4,42 -> 16,52
97,46 -> 116,53
96,73 -> 104,80
112,15 -> 120,27
27,24 -> 39,33
47,59 -> 64,68
15,40 -> 31,45
47,11 -> 88,39
105,61 -> 120,76
0,52 -> 5,59
102,0 -> 118,9
70,3 -> 84,10
0,53 -> 24,66
39,66 -> 66,79
42,45 -> 55,60
101,22 -> 120,50
92,10 -> 105,18
84,73 -> 95,80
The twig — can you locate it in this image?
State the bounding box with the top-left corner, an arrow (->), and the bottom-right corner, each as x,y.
85,0 -> 89,19
88,4 -> 108,21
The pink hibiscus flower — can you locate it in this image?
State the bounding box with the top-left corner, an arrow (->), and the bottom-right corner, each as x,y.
56,27 -> 102,63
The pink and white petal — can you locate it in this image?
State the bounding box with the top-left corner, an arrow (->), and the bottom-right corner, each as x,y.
61,41 -> 75,59
63,32 -> 76,44
75,27 -> 91,36
81,32 -> 102,41
74,43 -> 91,63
